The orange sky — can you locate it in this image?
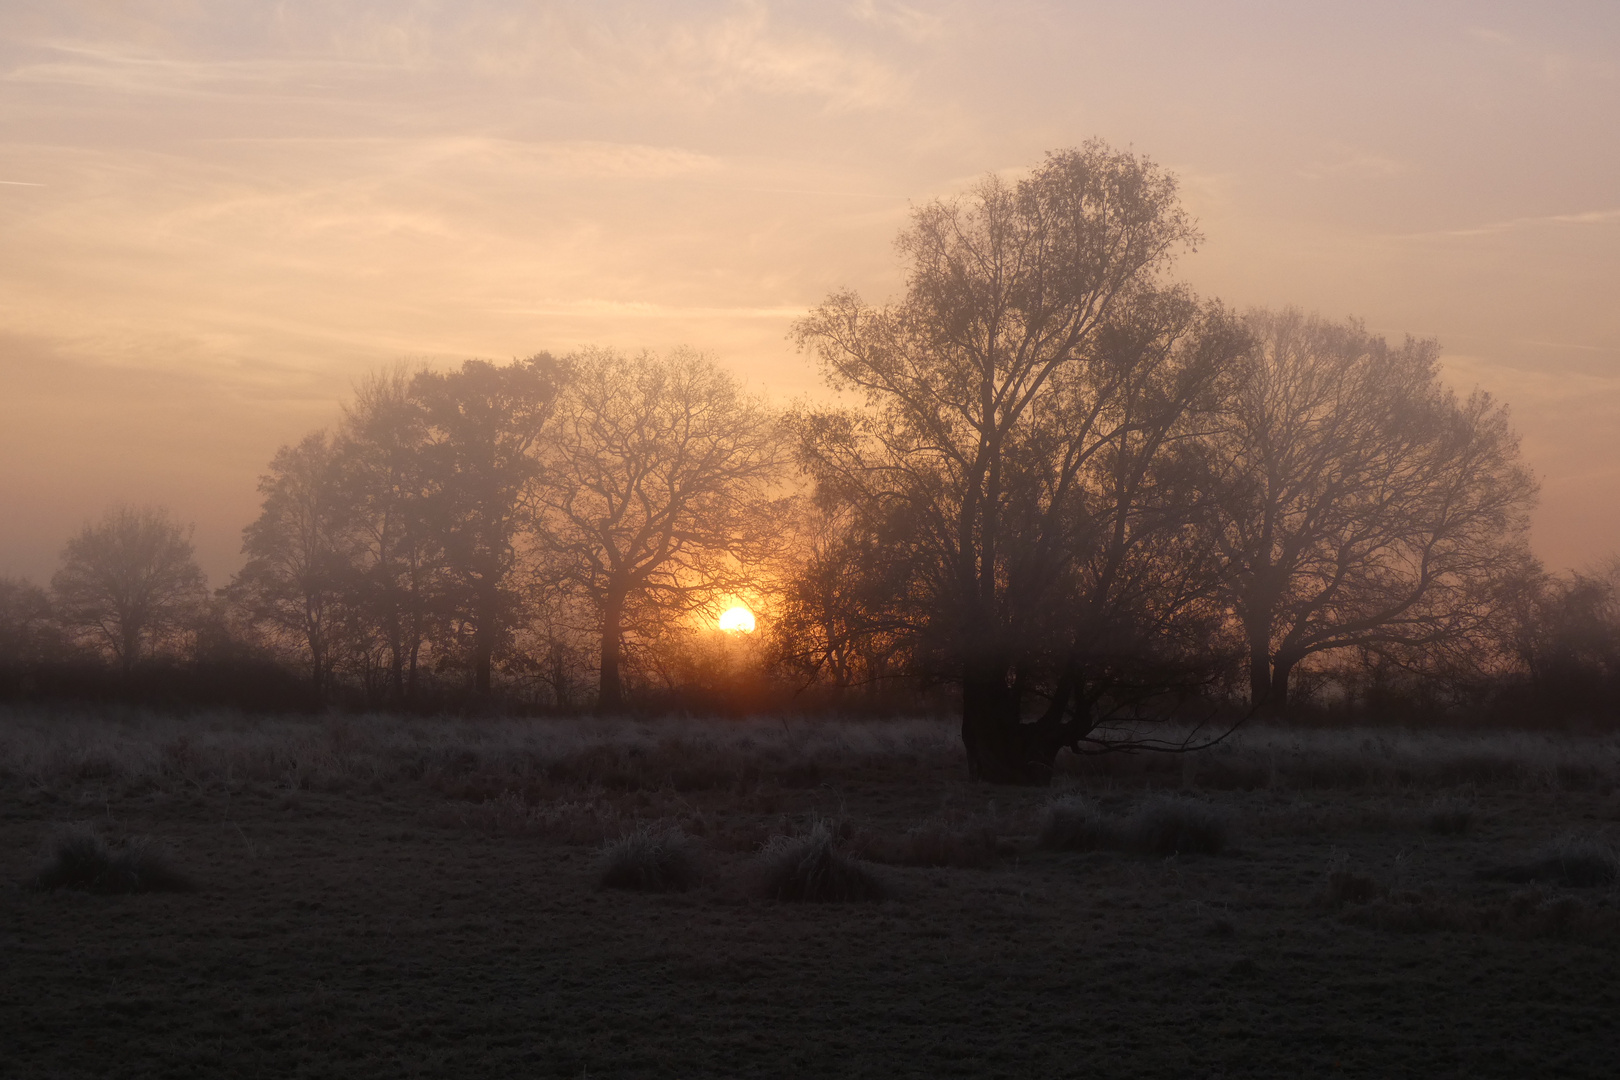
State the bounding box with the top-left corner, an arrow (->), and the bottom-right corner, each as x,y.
3,1 -> 1618,586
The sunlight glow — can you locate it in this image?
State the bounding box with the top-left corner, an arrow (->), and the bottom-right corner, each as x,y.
718,605 -> 756,633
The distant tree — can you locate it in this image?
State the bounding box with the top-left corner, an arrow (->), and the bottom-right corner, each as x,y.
0,577 -> 57,665
793,143 -> 1236,782
231,431 -> 354,698
339,366 -> 440,704
413,355 -> 566,699
51,506 -> 208,671
1197,309 -> 1538,715
1506,559 -> 1620,720
537,348 -> 787,712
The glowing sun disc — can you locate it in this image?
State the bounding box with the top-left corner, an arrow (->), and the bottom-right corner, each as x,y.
718,606 -> 756,633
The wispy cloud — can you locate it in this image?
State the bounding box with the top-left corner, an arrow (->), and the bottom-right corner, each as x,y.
1468,25 -> 1618,84
1395,208 -> 1620,240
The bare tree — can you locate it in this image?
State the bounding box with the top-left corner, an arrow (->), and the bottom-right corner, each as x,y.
52,505 -> 208,671
231,431 -> 353,698
537,348 -> 787,712
0,577 -> 57,665
339,366 -> 439,704
1198,309 -> 1537,714
793,143 -> 1238,782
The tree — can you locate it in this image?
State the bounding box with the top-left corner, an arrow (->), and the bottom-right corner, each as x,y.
1197,308 -> 1537,715
793,142 -> 1236,782
0,577 -> 57,666
52,505 -> 208,671
537,348 -> 787,712
339,366 -> 440,705
231,431 -> 354,698
413,354 -> 566,700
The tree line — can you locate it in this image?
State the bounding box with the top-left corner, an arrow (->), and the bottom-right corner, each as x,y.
1,141 -> 1609,773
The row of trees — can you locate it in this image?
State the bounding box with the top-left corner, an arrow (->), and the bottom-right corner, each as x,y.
0,141 -> 1589,778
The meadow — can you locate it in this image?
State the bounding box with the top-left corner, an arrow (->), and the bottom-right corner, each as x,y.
4,707 -> 1618,1078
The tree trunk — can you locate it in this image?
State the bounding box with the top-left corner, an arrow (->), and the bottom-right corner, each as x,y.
1248,638 -> 1295,719
1270,655 -> 1296,716
597,587 -> 626,715
472,585 -> 495,703
960,657 -> 1060,785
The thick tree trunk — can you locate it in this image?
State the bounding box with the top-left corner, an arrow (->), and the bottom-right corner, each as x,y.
597,587 -> 626,715
960,658 -> 1062,785
1248,639 -> 1295,718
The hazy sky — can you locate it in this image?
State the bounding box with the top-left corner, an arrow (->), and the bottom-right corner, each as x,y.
3,1 -> 1617,586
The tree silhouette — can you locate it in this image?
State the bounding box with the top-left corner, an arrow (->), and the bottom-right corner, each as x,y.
232,431 -> 354,698
793,143 -> 1235,782
0,577 -> 57,666
51,505 -> 208,671
413,354 -> 565,700
537,348 -> 786,712
1197,309 -> 1537,714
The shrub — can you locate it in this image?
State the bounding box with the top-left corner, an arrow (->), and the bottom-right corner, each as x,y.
1125,795 -> 1229,856
28,826 -> 194,894
597,825 -> 702,892
757,820 -> 886,902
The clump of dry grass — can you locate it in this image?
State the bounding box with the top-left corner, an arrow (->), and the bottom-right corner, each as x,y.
1040,794 -> 1228,856
28,825 -> 195,894
757,820 -> 886,902
1127,795 -> 1229,855
597,825 -> 703,892
1039,796 -> 1117,852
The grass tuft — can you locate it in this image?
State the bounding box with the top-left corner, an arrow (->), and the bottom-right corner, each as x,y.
28,826 -> 195,894
1041,794 -> 1228,856
1039,796 -> 1118,852
597,825 -> 702,892
757,820 -> 886,902
1126,795 -> 1229,855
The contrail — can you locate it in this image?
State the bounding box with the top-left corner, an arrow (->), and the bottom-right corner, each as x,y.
0,180 -> 45,186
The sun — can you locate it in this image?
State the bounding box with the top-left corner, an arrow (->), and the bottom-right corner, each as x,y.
717,605 -> 756,633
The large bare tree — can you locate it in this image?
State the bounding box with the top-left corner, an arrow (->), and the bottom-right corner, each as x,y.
52,505 -> 208,671
793,143 -> 1241,782
1199,308 -> 1537,714
537,348 -> 787,712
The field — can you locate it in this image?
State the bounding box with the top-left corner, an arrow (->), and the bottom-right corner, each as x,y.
3,708 -> 1619,1079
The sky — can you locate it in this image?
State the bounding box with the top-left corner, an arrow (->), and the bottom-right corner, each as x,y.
2,1 -> 1618,586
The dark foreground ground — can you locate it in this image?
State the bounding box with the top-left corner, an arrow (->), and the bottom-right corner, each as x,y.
3,710 -> 1618,1079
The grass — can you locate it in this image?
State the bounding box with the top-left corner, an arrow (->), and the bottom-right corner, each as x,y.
756,820 -> 887,902
7,705 -> 1620,1077
597,824 -> 703,892
28,825 -> 194,894
1480,839 -> 1619,888
1040,793 -> 1229,855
